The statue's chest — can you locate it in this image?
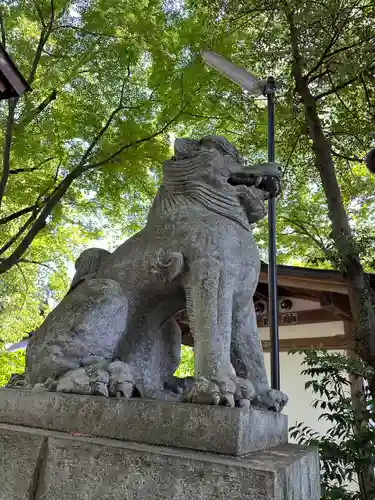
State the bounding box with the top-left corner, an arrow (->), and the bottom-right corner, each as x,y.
160,213 -> 258,260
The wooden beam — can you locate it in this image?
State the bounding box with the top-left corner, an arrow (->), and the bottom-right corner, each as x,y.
178,308 -> 341,330
320,292 -> 351,318
179,309 -> 342,346
182,332 -> 194,347
256,284 -> 324,303
179,310 -> 345,348
261,335 -> 347,352
256,308 -> 341,327
277,289 -> 321,302
258,272 -> 348,295
181,332 -> 347,350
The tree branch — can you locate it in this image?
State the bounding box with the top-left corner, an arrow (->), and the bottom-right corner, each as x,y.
0,208 -> 40,257
79,107 -> 124,167
9,167 -> 39,175
280,215 -> 329,255
0,106 -> 185,274
305,7 -> 374,79
308,69 -> 330,84
282,134 -> 302,174
305,27 -> 343,79
230,12 -> 264,35
53,24 -> 116,39
0,7 -> 6,47
75,73 -> 131,167
0,205 -> 36,225
0,99 -> 17,210
331,150 -> 363,163
324,34 -> 375,62
314,76 -> 358,100
228,3 -> 274,22
9,155 -> 58,175
324,72 -> 358,120
28,0 -> 55,84
86,105 -> 187,170
360,75 -> 375,118
14,89 -> 57,134
16,258 -> 55,271
33,0 -> 47,27
15,263 -> 28,311
182,111 -> 245,125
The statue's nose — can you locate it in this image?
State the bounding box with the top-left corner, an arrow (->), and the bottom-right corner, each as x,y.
224,156 -> 245,175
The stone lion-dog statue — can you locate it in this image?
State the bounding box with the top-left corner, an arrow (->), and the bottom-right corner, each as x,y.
11,135 -> 288,412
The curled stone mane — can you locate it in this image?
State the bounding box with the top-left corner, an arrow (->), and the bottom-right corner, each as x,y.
148,146 -> 250,230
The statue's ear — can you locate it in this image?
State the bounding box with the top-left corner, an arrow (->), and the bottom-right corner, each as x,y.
174,138 -> 201,159
200,135 -> 241,162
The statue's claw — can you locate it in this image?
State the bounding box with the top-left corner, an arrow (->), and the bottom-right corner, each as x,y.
238,398 -> 250,409
211,394 -> 220,405
94,382 -> 109,397
184,376 -> 249,408
234,377 -> 256,408
223,392 -> 235,408
112,381 -> 134,398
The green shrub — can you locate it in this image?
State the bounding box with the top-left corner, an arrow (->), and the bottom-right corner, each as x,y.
290,349 -> 375,499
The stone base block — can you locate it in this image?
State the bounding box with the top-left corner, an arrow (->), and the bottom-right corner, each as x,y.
0,388 -> 288,456
0,423 -> 320,500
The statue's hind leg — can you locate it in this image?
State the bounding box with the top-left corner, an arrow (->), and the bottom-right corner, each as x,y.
112,295 -> 185,400
24,278 -> 128,395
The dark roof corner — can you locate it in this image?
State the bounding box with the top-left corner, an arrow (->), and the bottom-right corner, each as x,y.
0,42 -> 31,100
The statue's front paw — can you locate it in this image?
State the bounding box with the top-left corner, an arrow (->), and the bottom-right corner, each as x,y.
255,389 -> 288,413
107,361 -> 136,398
55,366 -> 110,397
184,376 -> 238,407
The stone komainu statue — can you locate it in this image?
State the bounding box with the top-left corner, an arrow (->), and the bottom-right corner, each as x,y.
14,135 -> 287,412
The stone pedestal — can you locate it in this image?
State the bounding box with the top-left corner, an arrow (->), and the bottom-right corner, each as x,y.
0,389 -> 320,499
0,388 -> 288,456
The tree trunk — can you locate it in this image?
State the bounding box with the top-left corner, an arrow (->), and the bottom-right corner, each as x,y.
286,8 -> 375,367
345,321 -> 375,500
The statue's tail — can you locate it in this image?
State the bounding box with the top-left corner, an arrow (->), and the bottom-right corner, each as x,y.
151,249 -> 184,282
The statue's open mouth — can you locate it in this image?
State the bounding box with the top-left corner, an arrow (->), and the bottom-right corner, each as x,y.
228,172 -> 281,197
227,162 -> 281,197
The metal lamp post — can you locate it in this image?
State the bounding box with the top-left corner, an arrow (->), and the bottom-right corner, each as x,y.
201,51 -> 280,390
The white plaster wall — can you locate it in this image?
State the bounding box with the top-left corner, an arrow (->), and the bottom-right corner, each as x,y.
260,321 -> 345,440
264,350 -> 344,438
259,321 -> 344,340
278,297 -> 320,312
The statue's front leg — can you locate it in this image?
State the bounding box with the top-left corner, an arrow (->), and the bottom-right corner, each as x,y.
231,288 -> 288,413
184,258 -> 237,406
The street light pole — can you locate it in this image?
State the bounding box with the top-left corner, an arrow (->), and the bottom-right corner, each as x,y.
265,76 -> 280,391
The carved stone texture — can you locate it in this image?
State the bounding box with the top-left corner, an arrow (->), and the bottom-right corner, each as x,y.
13,135 -> 287,412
